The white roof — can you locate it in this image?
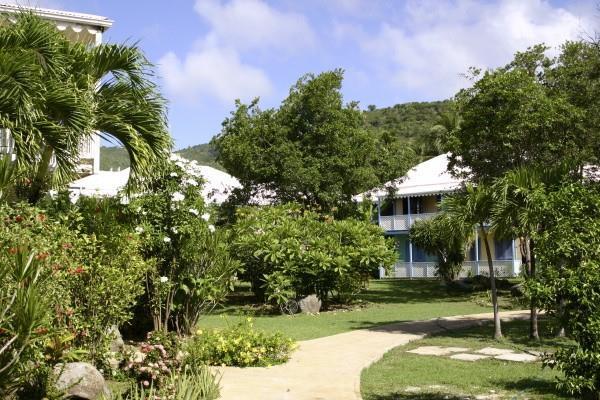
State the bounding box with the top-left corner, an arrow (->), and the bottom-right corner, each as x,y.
0,3 -> 113,28
69,168 -> 130,198
357,153 -> 464,200
67,164 -> 243,205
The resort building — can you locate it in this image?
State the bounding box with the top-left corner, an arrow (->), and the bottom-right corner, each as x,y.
358,154 -> 522,279
0,3 -> 113,175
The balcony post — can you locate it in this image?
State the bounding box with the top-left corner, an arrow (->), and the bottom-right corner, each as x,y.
511,238 -> 517,276
377,197 -> 381,226
475,228 -> 480,275
407,196 -> 413,279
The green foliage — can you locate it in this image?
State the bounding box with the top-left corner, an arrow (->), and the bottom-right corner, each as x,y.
0,248 -> 50,397
129,155 -> 240,334
409,214 -> 470,282
0,13 -> 171,201
101,143 -> 222,172
0,155 -> 16,202
230,204 -> 396,303
185,318 -> 295,367
113,366 -> 220,400
0,201 -> 149,365
447,43 -> 597,182
531,182 -> 600,397
212,70 -> 415,214
364,100 -> 454,160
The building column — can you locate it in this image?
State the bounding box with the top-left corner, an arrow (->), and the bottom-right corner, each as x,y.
511,238 -> 518,276
377,197 -> 381,226
474,228 -> 480,275
407,197 -> 413,278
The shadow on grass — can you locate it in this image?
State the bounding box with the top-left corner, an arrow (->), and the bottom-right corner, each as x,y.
358,279 -> 474,305
365,394 -> 466,400
494,377 -> 573,399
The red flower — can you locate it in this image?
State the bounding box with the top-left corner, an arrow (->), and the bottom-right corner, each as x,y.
34,327 -> 48,335
14,215 -> 23,223
37,213 -> 47,222
8,247 -> 18,255
70,266 -> 85,275
35,252 -> 50,261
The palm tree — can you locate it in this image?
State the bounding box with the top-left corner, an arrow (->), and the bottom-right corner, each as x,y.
0,13 -> 172,202
444,183 -> 503,339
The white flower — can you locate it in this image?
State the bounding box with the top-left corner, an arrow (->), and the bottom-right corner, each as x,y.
169,172 -> 178,178
159,276 -> 169,283
189,208 -> 199,216
182,178 -> 198,187
163,236 -> 171,243
171,226 -> 178,234
171,192 -> 185,202
201,213 -> 210,221
119,196 -> 130,205
135,226 -> 144,234
48,189 -> 58,199
208,224 -> 215,233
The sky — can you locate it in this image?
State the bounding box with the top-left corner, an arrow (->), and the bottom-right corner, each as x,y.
10,0 -> 600,148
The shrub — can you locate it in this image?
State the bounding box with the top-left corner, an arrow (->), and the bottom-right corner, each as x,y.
230,204 -> 395,304
184,319 -> 295,367
112,366 -> 220,400
123,331 -> 182,389
128,155 -> 240,334
0,202 -> 149,365
0,248 -> 50,398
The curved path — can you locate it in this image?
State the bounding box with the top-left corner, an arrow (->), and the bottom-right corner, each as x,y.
214,310 -> 530,400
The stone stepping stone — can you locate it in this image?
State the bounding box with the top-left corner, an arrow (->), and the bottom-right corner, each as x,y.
445,347 -> 470,353
407,346 -> 458,356
475,347 -> 514,356
494,352 -> 538,362
449,353 -> 491,361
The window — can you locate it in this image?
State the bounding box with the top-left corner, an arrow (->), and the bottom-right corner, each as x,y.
494,239 -> 513,260
402,197 -> 424,214
379,198 -> 394,216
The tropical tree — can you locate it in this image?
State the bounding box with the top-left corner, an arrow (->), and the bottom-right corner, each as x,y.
212,70 -> 415,215
0,13 -> 171,202
444,183 -> 503,339
409,214 -> 471,283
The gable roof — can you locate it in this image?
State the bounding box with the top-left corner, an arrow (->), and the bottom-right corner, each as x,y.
0,3 -> 113,29
357,153 -> 464,200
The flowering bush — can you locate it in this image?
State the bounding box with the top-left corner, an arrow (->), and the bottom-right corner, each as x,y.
0,201 -> 149,365
230,204 -> 395,304
184,319 -> 295,368
124,331 -> 181,389
128,155 -> 240,334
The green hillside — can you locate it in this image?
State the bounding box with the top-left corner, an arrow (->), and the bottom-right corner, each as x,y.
100,143 -> 222,171
100,100 -> 452,171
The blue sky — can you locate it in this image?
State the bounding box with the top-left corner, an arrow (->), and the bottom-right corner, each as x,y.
17,0 -> 599,148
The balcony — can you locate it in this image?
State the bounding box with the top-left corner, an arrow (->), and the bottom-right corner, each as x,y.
379,212 -> 437,231
381,259 -> 519,279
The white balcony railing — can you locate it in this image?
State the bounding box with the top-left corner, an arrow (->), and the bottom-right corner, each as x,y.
382,260 -> 519,279
379,212 -> 437,231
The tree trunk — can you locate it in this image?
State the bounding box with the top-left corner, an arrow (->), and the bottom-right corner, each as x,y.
480,225 -> 502,340
556,297 -> 566,337
28,145 -> 54,204
529,238 -> 539,340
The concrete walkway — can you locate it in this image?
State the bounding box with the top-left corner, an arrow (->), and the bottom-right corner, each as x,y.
214,310 -> 530,400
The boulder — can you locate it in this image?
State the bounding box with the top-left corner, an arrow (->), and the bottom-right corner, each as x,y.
54,362 -> 111,400
107,325 -> 124,352
299,294 -> 321,314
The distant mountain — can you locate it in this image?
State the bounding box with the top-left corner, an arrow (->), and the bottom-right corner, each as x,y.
364,100 -> 453,146
100,100 -> 451,171
100,143 -> 221,171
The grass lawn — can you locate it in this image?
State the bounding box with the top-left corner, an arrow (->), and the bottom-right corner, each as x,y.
196,279 -> 517,341
361,319 -> 574,400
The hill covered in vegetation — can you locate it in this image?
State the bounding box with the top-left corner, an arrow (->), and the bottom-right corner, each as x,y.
100,100 -> 452,171
100,143 -> 222,171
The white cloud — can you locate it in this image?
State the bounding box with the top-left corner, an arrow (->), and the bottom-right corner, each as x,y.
195,0 -> 315,51
159,44 -> 273,104
160,0 -> 314,104
346,0 -> 594,99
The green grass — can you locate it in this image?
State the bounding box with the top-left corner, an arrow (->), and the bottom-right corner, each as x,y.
361,319 -> 574,400
196,279 -> 512,341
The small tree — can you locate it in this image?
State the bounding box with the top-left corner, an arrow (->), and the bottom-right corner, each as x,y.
444,183 -> 503,339
532,182 -> 600,398
409,214 -> 471,282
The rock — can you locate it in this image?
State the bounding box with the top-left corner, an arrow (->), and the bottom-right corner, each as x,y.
298,294 -> 321,314
107,325 -> 124,352
54,362 -> 111,400
510,283 -> 524,297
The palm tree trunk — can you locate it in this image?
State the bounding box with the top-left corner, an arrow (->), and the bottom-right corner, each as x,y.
480,225 -> 502,339
28,145 -> 53,204
529,238 -> 539,340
